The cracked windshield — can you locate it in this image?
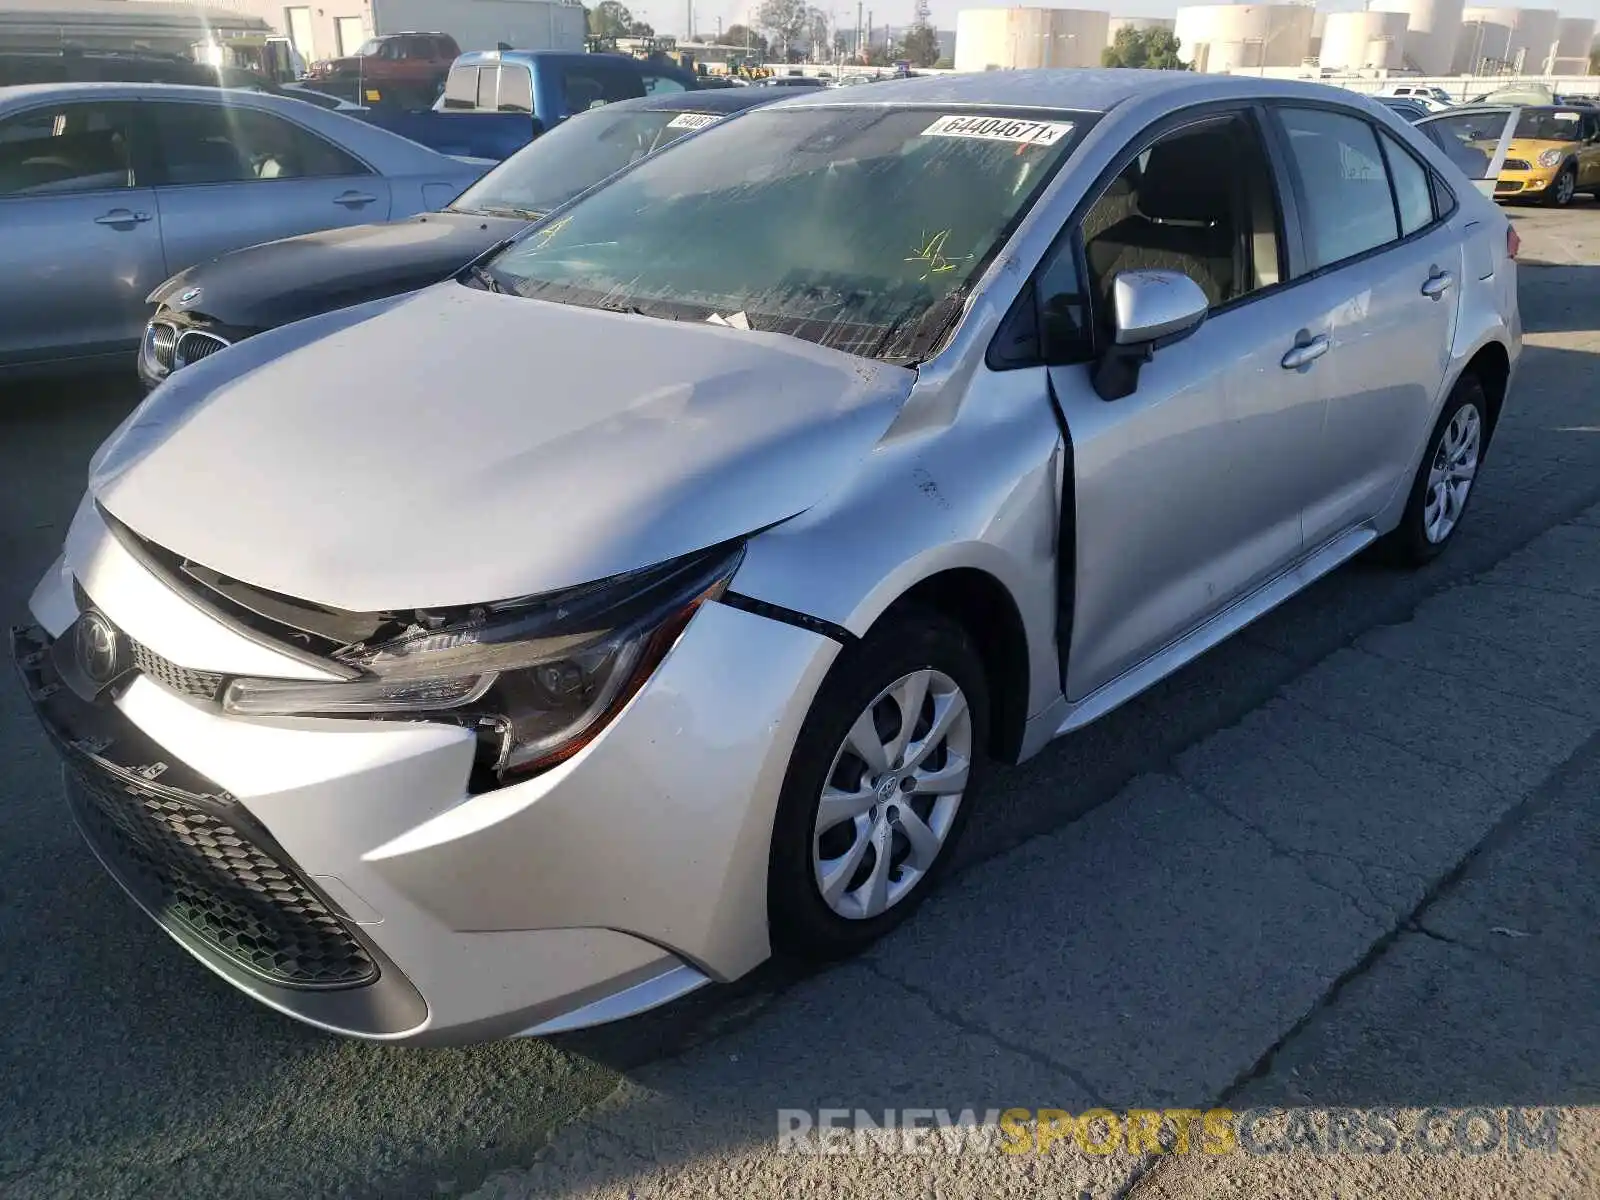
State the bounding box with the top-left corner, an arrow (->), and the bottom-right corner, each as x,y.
480,107 -> 1084,360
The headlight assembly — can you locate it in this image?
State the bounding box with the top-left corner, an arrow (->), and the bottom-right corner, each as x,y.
1538,149 -> 1564,168
223,543 -> 744,785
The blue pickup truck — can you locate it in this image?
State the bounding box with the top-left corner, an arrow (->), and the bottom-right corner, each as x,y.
355,49 -> 701,161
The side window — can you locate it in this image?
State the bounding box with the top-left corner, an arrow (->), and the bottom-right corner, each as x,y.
476,65 -> 500,111
560,66 -> 646,115
1378,129 -> 1434,236
152,104 -> 368,185
1081,114 -> 1281,316
443,65 -> 478,111
498,65 -> 534,114
643,73 -> 688,95
0,102 -> 135,196
1278,108 -> 1398,270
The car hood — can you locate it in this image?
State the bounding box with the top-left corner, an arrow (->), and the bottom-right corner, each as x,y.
90,285 -> 913,613
147,211 -> 527,331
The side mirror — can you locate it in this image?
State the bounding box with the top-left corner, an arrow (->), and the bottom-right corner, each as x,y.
1092,270 -> 1209,402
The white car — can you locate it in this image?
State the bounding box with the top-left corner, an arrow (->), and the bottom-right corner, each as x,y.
17,72 -> 1521,1044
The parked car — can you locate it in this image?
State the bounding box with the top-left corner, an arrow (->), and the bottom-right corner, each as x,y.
757,75 -> 827,88
306,31 -> 460,90
1418,104 -> 1599,206
0,82 -> 486,377
0,49 -> 271,90
1372,96 -> 1432,123
17,72 -> 1521,1044
1380,84 -> 1453,110
137,88 -> 783,388
355,49 -> 701,162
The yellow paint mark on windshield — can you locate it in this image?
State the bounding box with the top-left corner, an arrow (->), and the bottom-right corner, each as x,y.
906,229 -> 969,281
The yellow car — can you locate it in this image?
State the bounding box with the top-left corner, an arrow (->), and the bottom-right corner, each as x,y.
1491,105 -> 1600,206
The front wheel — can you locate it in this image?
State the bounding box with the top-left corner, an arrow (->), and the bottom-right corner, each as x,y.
767,609 -> 988,960
1383,374 -> 1488,566
1547,165 -> 1577,207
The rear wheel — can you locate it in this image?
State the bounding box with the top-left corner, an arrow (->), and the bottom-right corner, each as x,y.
1383,374 -> 1487,566
767,610 -> 988,960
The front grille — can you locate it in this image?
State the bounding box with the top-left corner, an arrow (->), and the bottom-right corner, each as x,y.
1502,158 -> 1532,171
173,329 -> 230,368
144,321 -> 177,371
67,763 -> 378,990
1495,180 -> 1524,193
130,639 -> 224,702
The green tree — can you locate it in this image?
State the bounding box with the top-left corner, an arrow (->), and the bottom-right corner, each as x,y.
757,0 -> 808,58
724,23 -> 769,57
588,0 -> 634,38
901,23 -> 940,68
1102,26 -> 1188,70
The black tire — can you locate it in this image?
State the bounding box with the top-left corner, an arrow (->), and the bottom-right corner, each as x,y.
1546,165 -> 1577,208
767,608 -> 989,961
1383,374 -> 1489,567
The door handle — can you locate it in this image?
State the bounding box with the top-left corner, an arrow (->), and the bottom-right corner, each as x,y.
1421,269 -> 1455,299
333,191 -> 378,208
1281,333 -> 1329,370
94,209 -> 151,226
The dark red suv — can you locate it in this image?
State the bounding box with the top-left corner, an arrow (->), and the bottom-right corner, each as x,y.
308,32 -> 460,90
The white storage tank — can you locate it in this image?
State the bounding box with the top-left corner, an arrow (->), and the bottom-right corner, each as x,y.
1507,7 -> 1559,71
1547,16 -> 1596,72
1369,0 -> 1462,75
1174,4 -> 1315,73
1455,7 -> 1515,72
1106,15 -> 1175,46
955,8 -> 1112,71
1318,10 -> 1409,70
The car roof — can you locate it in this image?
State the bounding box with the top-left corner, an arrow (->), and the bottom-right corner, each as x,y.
771,68 -> 1384,115
601,88 -> 784,115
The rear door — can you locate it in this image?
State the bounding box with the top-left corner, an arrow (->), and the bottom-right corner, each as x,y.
1415,106 -> 1520,197
1270,105 -> 1469,545
1579,111 -> 1600,191
0,98 -> 165,366
144,99 -> 392,275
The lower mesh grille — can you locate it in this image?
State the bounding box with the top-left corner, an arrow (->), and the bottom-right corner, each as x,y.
68,765 -> 377,990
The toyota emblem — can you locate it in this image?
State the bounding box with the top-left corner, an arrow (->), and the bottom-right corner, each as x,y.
75,611 -> 124,686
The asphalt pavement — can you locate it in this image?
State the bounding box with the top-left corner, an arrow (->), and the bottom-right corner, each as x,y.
1,202 -> 1598,1200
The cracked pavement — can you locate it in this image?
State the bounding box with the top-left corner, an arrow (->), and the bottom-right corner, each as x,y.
0,209 -> 1597,1198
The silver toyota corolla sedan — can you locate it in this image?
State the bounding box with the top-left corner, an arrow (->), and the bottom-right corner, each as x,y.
16,71 -> 1521,1044
0,82 -> 486,377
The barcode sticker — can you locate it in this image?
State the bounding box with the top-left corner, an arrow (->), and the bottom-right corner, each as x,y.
667,112 -> 722,130
921,115 -> 1074,146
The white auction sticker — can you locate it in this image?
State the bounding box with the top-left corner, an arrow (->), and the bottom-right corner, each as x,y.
667,112 -> 722,130
921,114 -> 1074,146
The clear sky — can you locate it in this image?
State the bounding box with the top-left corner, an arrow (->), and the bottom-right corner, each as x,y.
648,0 -> 1600,43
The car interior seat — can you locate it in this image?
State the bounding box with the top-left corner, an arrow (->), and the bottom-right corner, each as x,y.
1085,128 -> 1238,310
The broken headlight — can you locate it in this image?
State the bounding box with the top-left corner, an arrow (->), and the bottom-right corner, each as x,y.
222,544 -> 743,784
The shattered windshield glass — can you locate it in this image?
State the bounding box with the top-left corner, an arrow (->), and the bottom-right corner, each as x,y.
452,108 -> 726,221
479,107 -> 1088,362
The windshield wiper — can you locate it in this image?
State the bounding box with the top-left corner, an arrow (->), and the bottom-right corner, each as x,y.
466,204 -> 545,221
465,264 -> 504,294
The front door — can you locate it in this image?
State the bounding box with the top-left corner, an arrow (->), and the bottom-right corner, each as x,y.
1044,110 -> 1325,699
0,99 -> 166,367
144,99 -> 391,276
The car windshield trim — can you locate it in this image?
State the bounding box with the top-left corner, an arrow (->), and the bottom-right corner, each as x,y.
472,105 -> 1093,363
